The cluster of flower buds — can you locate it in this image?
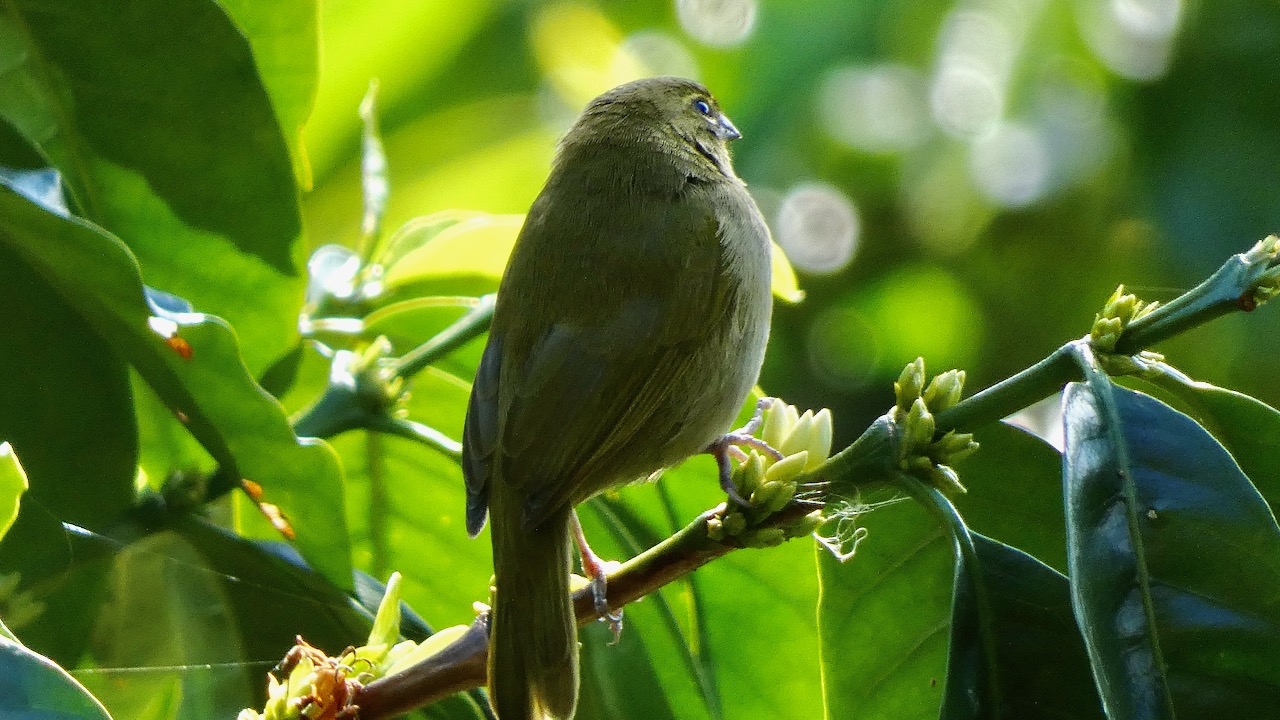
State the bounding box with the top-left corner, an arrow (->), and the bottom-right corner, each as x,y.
1087,285 -> 1166,376
238,573 -> 467,720
1244,234 -> 1280,306
1089,284 -> 1160,353
892,358 -> 978,495
706,399 -> 831,548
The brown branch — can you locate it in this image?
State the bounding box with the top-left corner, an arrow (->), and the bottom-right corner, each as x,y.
350,500 -> 826,719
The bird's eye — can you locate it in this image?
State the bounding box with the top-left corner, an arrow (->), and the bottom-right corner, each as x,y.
693,98 -> 712,115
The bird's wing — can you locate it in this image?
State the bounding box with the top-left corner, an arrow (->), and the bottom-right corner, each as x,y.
462,330 -> 502,537
493,183 -> 739,528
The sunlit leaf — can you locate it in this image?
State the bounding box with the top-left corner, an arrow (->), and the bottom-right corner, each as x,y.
380,213 -> 523,296
215,0 -> 320,186
0,185 -> 352,589
0,0 -> 300,273
771,242 -> 805,303
817,496 -> 950,720
0,442 -> 29,542
305,0 -> 502,179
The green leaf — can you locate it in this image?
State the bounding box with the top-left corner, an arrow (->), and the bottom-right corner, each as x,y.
305,364 -> 490,628
303,0 -> 503,180
1063,380 -> 1280,718
817,494 -> 951,720
1137,372 -> 1280,513
215,0 -> 320,185
952,422 -> 1067,572
0,635 -> 112,720
0,443 -> 28,541
0,508 -> 113,664
582,491 -> 720,720
0,241 -> 137,532
37,516 -> 375,719
0,7 -> 304,373
578,619 -> 680,720
0,0 -> 300,273
621,418 -> 822,720
0,184 -> 352,589
942,534 -> 1102,720
80,530 -> 260,719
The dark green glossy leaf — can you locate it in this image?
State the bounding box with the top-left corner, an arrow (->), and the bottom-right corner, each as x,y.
0,241 -> 136,532
0,184 -> 351,588
817,494 -> 951,720
952,421 -> 1067,572
942,534 -> 1102,720
0,635 -> 112,720
1063,380 -> 1280,718
1137,373 -> 1280,512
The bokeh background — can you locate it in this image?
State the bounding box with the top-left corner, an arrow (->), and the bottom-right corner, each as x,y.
300,0 -> 1280,449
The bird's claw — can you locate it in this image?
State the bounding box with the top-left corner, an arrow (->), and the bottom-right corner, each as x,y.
589,574 -> 625,644
709,398 -> 784,506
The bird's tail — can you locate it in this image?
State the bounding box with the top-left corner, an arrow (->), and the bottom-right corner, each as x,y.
489,498 -> 579,720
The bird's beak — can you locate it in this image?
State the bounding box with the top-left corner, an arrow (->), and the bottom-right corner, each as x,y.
713,113 -> 742,141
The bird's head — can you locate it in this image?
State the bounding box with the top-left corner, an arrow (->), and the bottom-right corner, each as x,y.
571,76 -> 743,178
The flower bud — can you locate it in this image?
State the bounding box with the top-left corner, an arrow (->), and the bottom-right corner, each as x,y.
922,370 -> 965,411
807,409 -> 833,469
765,451 -> 809,483
895,358 -> 926,414
925,464 -> 967,495
761,398 -> 791,449
750,480 -> 781,510
722,511 -> 746,536
780,410 -> 815,456
902,398 -> 936,452
707,516 -> 725,541
746,528 -> 786,548
786,509 -> 826,538
733,451 -> 765,496
764,481 -> 798,514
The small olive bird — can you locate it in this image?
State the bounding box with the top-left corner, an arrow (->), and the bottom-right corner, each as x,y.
462,76 -> 773,720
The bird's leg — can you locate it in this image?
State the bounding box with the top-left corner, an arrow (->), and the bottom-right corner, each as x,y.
570,510 -> 624,644
707,397 -> 785,506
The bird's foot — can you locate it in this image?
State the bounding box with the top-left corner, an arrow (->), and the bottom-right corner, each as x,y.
571,511 -> 624,644
708,398 -> 784,506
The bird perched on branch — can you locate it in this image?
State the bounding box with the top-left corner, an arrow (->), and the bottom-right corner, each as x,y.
462,76 -> 774,720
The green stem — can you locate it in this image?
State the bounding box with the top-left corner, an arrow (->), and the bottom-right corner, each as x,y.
934,345 -> 1079,434
1116,246 -> 1277,354
291,381 -> 368,440
373,417 -> 463,461
390,294 -> 496,380
933,239 -> 1280,435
